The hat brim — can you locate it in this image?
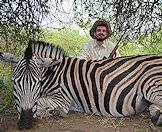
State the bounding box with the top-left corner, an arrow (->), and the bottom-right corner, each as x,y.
90,28 -> 96,39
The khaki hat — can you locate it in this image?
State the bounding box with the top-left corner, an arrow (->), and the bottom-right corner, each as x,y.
90,19 -> 112,39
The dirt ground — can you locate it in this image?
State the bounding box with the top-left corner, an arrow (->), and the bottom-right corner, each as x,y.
0,111 -> 162,132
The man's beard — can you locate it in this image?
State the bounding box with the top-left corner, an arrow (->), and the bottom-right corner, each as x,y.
96,34 -> 107,41
96,38 -> 105,41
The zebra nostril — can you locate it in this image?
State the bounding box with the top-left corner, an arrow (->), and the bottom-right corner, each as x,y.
18,117 -> 34,129
18,109 -> 35,129
18,120 -> 33,130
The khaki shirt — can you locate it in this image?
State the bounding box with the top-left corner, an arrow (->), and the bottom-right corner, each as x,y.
80,39 -> 120,60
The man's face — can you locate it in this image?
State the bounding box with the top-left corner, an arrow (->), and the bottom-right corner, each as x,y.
94,26 -> 108,41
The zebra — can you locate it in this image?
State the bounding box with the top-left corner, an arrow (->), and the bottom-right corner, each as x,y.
1,40 -> 162,129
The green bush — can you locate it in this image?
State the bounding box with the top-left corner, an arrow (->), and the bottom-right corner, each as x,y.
120,30 -> 162,56
40,28 -> 90,57
0,64 -> 15,113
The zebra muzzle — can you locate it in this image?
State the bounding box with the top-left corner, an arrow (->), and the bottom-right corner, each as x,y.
18,109 -> 36,129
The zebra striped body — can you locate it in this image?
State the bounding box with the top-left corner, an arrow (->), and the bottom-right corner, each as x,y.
38,55 -> 161,117
32,41 -> 162,126
1,41 -> 162,129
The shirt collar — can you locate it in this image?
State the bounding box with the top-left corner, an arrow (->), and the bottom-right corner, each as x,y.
93,39 -> 107,48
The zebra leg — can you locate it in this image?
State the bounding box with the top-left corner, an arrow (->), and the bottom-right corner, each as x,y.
35,97 -> 70,118
141,76 -> 162,126
149,104 -> 162,126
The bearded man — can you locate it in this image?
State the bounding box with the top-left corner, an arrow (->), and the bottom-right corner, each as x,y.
80,19 -> 120,60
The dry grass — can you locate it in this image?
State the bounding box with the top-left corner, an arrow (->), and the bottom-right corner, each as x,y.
1,111 -> 162,132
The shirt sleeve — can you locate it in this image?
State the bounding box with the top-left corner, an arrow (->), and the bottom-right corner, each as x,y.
80,44 -> 91,60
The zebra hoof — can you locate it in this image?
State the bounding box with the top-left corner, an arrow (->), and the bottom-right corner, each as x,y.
150,109 -> 162,126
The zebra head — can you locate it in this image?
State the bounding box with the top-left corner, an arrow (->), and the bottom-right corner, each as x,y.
12,44 -> 42,129
0,41 -> 62,129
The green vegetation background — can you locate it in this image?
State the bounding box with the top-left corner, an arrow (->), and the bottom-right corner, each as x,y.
0,28 -> 162,113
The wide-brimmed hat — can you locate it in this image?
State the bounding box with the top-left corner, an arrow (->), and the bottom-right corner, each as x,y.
90,19 -> 112,39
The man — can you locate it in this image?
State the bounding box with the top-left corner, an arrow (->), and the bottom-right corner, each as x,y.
80,19 -> 120,60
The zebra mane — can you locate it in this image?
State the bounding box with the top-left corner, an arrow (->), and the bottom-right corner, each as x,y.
24,42 -> 33,61
28,40 -> 65,60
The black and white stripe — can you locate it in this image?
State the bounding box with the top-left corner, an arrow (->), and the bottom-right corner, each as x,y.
2,40 -> 162,128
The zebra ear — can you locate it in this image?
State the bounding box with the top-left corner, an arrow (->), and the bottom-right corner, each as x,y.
33,57 -> 61,68
0,52 -> 20,65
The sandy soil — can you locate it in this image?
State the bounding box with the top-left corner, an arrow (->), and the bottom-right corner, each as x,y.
0,111 -> 162,132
